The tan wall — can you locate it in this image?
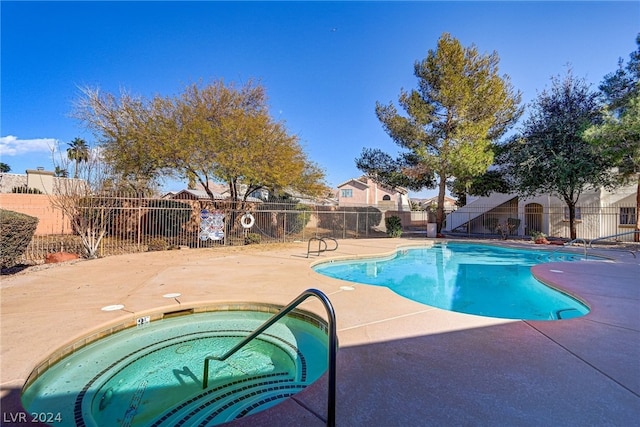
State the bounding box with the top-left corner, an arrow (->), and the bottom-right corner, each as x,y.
0,173 -> 27,192
26,169 -> 55,194
0,194 -> 71,235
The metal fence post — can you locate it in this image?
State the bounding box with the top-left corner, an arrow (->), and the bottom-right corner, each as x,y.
343,211 -> 346,239
283,210 -> 287,243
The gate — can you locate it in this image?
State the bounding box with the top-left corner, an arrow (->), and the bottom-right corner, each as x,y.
524,203 -> 543,235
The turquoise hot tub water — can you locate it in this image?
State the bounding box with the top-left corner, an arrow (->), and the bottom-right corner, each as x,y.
21,309 -> 329,426
313,242 -> 592,320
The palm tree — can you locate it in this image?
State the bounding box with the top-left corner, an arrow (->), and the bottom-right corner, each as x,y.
67,138 -> 89,178
0,162 -> 10,173
54,166 -> 68,177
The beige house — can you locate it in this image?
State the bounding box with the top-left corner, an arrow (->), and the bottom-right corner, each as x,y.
336,176 -> 410,211
0,169 -> 57,194
444,179 -> 638,241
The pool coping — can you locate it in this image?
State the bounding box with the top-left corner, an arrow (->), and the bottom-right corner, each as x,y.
1,237 -> 639,426
21,302 -> 329,392
312,240 -> 595,320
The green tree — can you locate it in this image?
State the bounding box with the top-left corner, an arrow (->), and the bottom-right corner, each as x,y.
73,88 -> 162,194
0,162 -> 10,173
584,94 -> 640,241
355,148 -> 434,191
67,137 -> 90,179
500,70 -> 614,240
75,81 -> 327,208
449,169 -> 511,207
54,166 -> 68,178
598,34 -> 639,116
358,33 -> 522,232
164,82 -> 327,208
585,35 -> 640,241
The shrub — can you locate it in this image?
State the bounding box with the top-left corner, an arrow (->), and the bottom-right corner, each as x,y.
530,231 -> 549,244
11,186 -> 43,194
0,209 -> 39,268
529,230 -> 546,240
244,232 -> 261,245
147,237 -> 169,251
385,215 -> 403,238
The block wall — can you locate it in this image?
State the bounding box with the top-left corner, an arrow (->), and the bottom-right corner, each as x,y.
0,194 -> 72,236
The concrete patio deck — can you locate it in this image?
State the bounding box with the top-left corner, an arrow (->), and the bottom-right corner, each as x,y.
1,238 -> 639,426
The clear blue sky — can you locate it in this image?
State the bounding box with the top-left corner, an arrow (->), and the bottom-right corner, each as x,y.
1,1 -> 638,198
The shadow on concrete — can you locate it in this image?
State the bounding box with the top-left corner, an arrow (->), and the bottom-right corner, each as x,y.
5,319 -> 639,426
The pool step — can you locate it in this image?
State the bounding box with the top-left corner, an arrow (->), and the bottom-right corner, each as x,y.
149,372 -> 308,426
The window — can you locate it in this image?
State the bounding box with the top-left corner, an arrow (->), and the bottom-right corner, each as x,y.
382,195 -> 391,201
620,207 -> 637,225
340,189 -> 353,198
563,207 -> 581,221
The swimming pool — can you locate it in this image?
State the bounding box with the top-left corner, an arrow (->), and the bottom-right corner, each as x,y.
313,242 -> 591,320
21,308 -> 329,426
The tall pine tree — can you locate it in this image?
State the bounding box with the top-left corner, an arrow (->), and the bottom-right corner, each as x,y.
357,33 -> 522,232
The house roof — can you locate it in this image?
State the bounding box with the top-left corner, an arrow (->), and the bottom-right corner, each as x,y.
337,176 -> 408,194
168,189 -> 262,202
415,195 -> 457,205
336,177 -> 369,189
170,189 -> 225,200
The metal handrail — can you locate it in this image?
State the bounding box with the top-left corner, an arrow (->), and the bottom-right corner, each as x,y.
588,230 -> 639,247
564,237 -> 588,247
551,237 -> 589,258
588,230 -> 639,258
307,236 -> 339,258
551,231 -> 639,259
202,288 -> 337,427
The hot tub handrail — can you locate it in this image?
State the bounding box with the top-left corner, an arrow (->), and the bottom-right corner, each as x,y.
202,288 -> 337,427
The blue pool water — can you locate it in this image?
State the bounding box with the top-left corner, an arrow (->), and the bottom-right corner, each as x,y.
313,242 -> 591,320
21,309 -> 328,426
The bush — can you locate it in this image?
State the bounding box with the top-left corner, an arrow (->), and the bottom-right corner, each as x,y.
529,230 -> 545,240
385,215 -> 403,238
147,237 -> 169,251
0,209 -> 39,268
244,233 -> 261,245
11,186 -> 43,194
530,231 -> 549,244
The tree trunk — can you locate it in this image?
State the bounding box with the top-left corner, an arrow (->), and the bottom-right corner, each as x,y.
436,174 -> 447,233
635,174 -> 639,242
568,201 -> 577,241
